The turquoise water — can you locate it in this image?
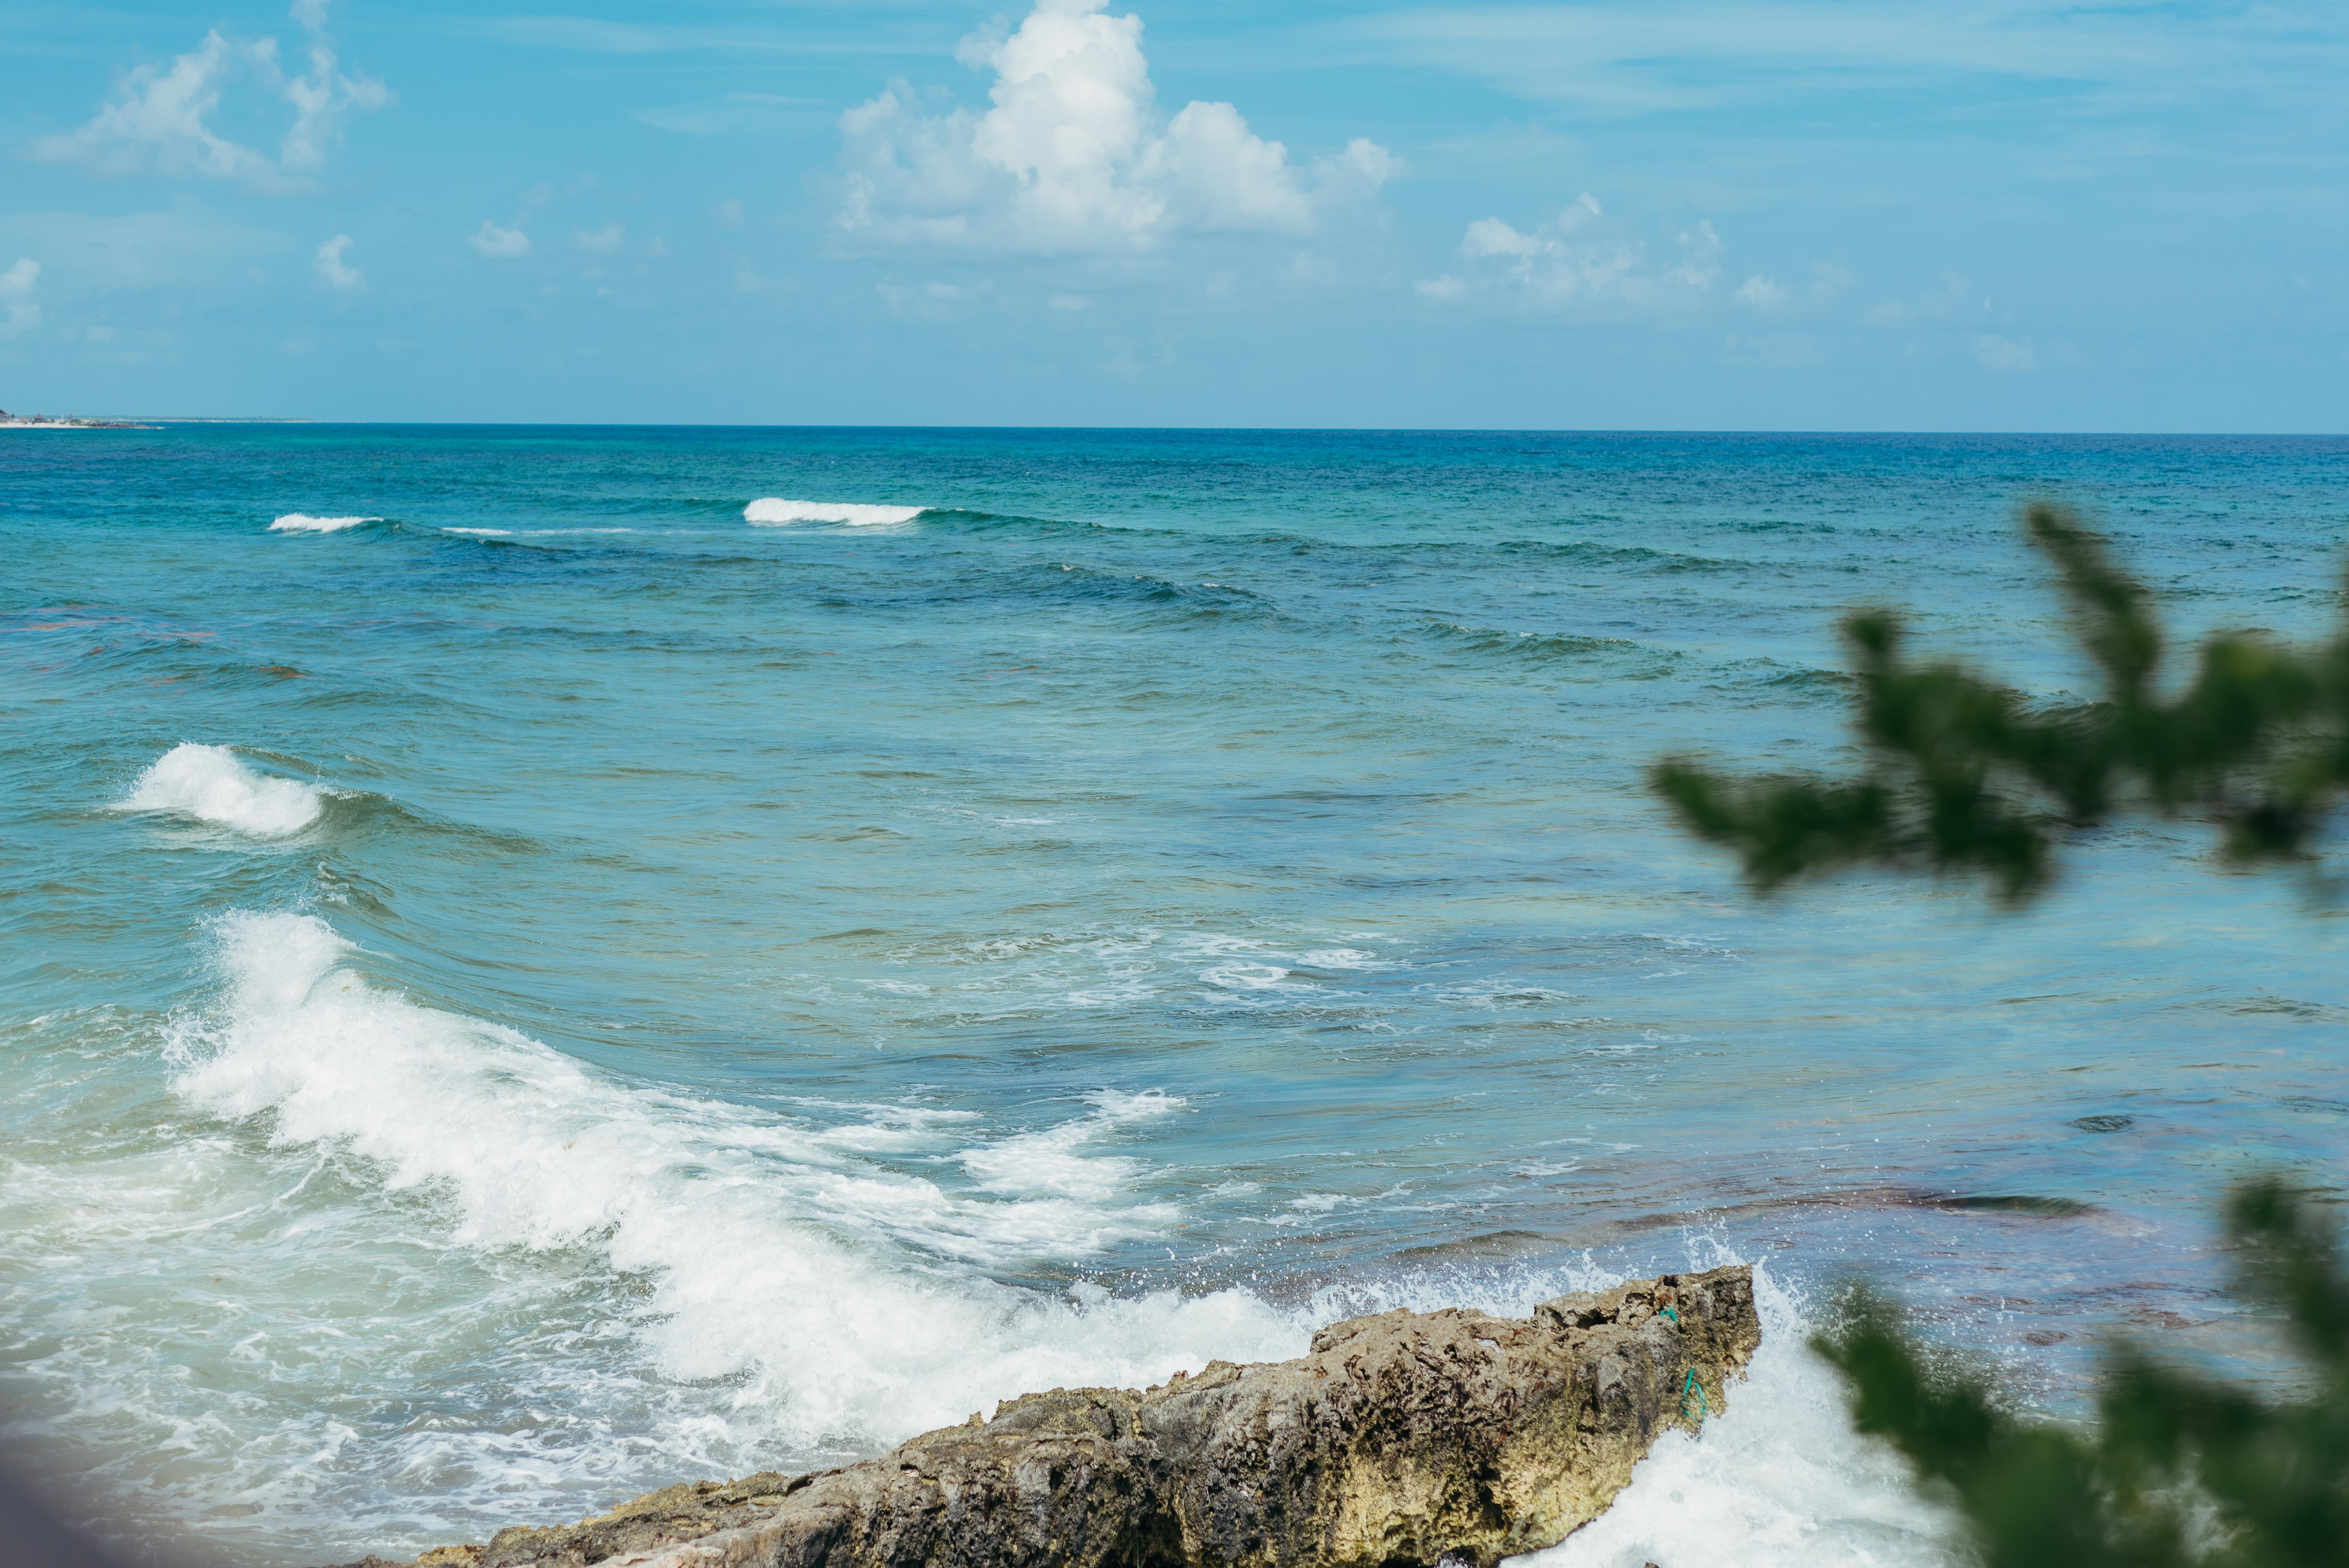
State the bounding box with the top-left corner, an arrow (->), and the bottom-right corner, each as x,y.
4,427 -> 2345,1568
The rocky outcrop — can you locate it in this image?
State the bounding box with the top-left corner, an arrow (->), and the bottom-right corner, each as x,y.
336,1265 -> 1756,1568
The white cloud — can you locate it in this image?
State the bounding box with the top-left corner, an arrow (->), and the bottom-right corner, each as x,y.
574,223 -> 626,254
280,44 -> 391,172
31,2 -> 389,189
0,259 -> 41,339
1737,260 -> 1851,313
32,34 -> 274,183
1419,194 -> 1722,315
314,233 -> 362,290
1318,138 -> 1402,197
837,0 -> 1393,255
470,222 -> 530,258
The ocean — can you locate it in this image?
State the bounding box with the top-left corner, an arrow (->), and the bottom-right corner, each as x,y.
4,425 -> 2345,1568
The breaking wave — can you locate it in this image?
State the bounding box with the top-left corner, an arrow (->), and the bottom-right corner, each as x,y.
745,499 -> 926,527
269,514 -> 380,533
166,912 -> 1303,1460
117,744 -> 325,837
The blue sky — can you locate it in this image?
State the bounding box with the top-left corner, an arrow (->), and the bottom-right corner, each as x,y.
2,0 -> 2343,428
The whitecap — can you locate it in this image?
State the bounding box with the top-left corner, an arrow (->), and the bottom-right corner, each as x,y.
117,744 -> 324,837
268,514 -> 379,533
745,498 -> 925,527
165,913 -> 1302,1454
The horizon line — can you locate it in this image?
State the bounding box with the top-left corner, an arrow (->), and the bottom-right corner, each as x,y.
15,419 -> 2349,438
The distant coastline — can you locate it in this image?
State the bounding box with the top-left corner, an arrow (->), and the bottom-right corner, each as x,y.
0,409 -> 317,428
0,408 -> 158,429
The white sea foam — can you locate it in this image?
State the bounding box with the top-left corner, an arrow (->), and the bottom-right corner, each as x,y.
1294,1261 -> 1959,1568
166,912 -> 1302,1455
745,498 -> 926,526
107,914 -> 1954,1562
118,744 -> 325,836
1509,1269 -> 1964,1568
269,513 -> 380,532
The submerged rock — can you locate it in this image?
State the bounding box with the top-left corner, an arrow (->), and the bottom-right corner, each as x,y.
332,1265 -> 1757,1568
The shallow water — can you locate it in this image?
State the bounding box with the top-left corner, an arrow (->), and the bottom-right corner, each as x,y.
3,427 -> 2345,1568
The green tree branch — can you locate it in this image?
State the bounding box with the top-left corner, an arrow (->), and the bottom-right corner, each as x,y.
1645,508 -> 2349,1564
1651,504 -> 2349,900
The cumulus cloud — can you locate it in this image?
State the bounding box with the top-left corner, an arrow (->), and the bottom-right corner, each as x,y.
0,259 -> 41,339
1418,193 -> 1722,314
313,234 -> 362,289
469,184 -> 551,260
31,0 -> 389,189
470,222 -> 530,259
837,0 -> 1394,255
574,222 -> 626,254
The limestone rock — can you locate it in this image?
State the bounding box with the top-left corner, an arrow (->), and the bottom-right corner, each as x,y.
332,1265 -> 1756,1568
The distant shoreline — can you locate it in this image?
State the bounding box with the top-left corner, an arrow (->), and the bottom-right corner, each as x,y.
0,413 -> 157,430
0,412 -> 309,429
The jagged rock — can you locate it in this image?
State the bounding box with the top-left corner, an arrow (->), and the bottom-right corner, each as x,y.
330,1265 -> 1756,1568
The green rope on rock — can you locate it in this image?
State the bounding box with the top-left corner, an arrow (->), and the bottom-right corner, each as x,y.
1680,1366 -> 1706,1424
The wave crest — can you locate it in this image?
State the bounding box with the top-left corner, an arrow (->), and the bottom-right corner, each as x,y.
270,514 -> 380,533
118,744 -> 324,836
745,498 -> 925,527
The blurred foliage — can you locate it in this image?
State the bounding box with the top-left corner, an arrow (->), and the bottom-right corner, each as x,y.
1644,508 -> 2349,1563
1650,503 -> 2349,900
1816,1180 -> 2349,1568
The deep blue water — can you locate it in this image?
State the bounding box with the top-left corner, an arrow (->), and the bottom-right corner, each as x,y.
4,426 -> 2345,1568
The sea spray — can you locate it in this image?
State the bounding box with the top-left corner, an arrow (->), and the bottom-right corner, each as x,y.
1512,1269 -> 1965,1568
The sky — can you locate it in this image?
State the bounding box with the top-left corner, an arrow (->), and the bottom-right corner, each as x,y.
1,0 -> 2344,429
